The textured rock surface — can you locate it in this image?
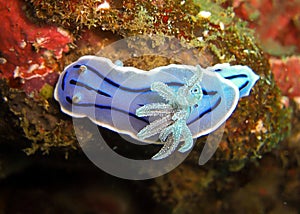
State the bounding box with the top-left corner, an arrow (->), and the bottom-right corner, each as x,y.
1,0 -> 290,163
0,0 -> 298,213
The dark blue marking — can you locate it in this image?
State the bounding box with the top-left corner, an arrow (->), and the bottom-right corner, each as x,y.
203,90 -> 217,96
66,96 -> 149,124
84,64 -> 218,95
188,97 -> 222,125
69,79 -> 111,98
68,64 -> 217,96
225,74 -> 247,80
214,69 -> 222,72
61,71 -> 68,90
86,65 -> 151,93
239,80 -> 249,91
66,96 -> 72,103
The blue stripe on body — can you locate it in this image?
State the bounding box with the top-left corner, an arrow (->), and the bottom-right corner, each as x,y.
61,71 -> 68,90
70,64 -> 217,96
65,96 -> 150,124
187,97 -> 222,125
69,79 -> 112,98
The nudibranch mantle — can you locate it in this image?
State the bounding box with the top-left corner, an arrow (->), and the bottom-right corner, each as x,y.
54,56 -> 259,160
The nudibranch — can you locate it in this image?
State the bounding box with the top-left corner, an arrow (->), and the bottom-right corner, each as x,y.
54,56 -> 259,160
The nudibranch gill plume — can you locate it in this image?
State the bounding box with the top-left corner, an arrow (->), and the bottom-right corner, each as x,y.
54,56 -> 259,160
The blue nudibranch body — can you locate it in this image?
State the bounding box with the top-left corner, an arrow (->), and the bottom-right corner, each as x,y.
54,56 -> 259,160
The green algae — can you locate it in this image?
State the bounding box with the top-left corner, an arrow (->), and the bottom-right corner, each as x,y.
39,83 -> 53,100
193,0 -> 235,25
5,87 -> 78,158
